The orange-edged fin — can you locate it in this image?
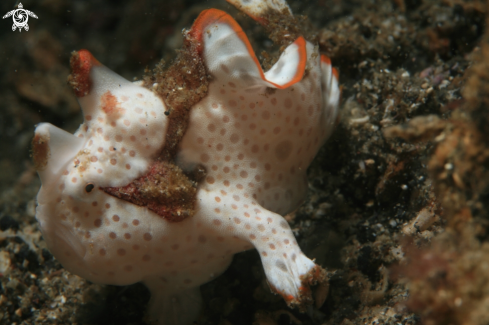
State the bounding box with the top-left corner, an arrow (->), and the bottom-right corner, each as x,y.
320,54 -> 331,66
189,8 -> 259,70
320,54 -> 339,82
190,9 -> 307,90
286,36 -> 307,87
264,36 -> 307,89
189,9 -> 225,53
332,67 -> 340,81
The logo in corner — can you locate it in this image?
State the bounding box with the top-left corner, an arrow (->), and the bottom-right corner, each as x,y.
2,3 -> 38,32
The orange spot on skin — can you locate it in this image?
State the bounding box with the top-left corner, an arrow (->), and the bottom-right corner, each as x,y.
101,91 -> 123,119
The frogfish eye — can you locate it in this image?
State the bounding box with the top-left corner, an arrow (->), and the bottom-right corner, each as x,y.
85,184 -> 95,193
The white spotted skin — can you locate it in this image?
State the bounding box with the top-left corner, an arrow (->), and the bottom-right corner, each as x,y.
177,10 -> 339,304
34,7 -> 340,325
36,192 -> 237,287
71,76 -> 168,189
34,52 -> 251,325
179,73 -> 319,214
35,62 -> 239,290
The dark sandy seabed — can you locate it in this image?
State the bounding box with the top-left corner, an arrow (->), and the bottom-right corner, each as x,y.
1,0 -> 489,324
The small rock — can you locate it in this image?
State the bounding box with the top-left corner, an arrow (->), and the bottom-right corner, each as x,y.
0,251 -> 11,274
